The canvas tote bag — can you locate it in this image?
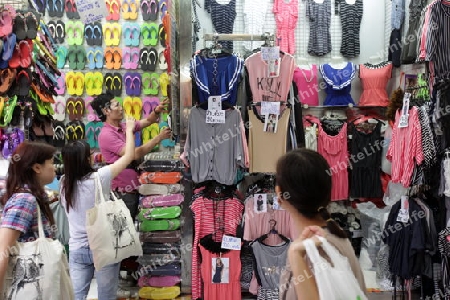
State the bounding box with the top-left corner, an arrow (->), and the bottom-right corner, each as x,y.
86,173 -> 142,270
303,236 -> 368,300
1,205 -> 74,300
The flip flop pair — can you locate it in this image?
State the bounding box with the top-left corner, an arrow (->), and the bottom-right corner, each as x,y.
124,72 -> 142,96
142,73 -> 159,95
85,121 -> 103,148
141,0 -> 158,21
123,22 -> 141,46
123,96 -> 142,119
84,72 -> 104,96
104,72 -> 122,96
84,22 -> 103,46
47,20 -> 65,44
104,47 -> 122,69
139,47 -> 158,71
0,6 -> 15,37
65,120 -> 85,141
47,0 -> 65,17
141,22 -> 158,46
142,123 -> 159,151
52,96 -> 66,121
13,11 -> 40,40
103,22 -> 122,46
66,71 -> 85,95
122,47 -> 140,69
65,20 -> 84,45
86,46 -> 104,69
67,45 -> 86,70
122,0 -> 139,19
66,97 -> 85,121
106,0 -> 121,21
142,96 -> 159,118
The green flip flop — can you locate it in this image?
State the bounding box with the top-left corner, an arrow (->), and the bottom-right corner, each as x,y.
67,45 -> 78,70
140,218 -> 181,232
142,73 -> 152,95
149,72 -> 159,95
138,206 -> 182,221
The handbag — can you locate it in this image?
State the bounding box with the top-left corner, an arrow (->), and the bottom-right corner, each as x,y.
86,173 -> 143,271
303,236 -> 368,300
2,205 -> 74,300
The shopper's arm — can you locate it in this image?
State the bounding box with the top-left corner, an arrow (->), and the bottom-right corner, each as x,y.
139,98 -> 171,128
0,228 -> 21,295
288,247 -> 319,300
110,118 -> 136,179
133,128 -> 172,159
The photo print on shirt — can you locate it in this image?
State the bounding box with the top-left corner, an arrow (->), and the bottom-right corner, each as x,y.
264,114 -> 279,133
254,193 -> 268,213
212,257 -> 229,284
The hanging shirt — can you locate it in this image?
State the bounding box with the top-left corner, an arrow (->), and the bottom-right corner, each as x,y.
293,65 -> 319,106
245,52 -> 295,115
248,109 -> 291,173
190,196 -> 243,300
252,241 -> 290,300
191,54 -> 243,105
387,107 -> 424,187
317,122 -> 349,201
320,62 -> 356,106
273,0 -> 299,54
182,107 -> 249,185
426,2 -> 450,79
204,0 -> 236,50
306,0 -> 332,56
359,63 -> 392,106
337,0 -> 364,58
199,245 -> 242,300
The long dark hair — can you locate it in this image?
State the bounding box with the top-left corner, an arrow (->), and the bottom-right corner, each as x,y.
1,141 -> 56,225
276,148 -> 347,238
61,141 -> 95,212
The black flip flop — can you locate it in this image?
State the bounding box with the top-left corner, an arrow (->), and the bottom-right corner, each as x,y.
148,47 -> 158,71
13,13 -> 27,41
47,20 -> 57,41
93,22 -> 103,46
158,24 -> 166,48
47,0 -> 55,17
55,0 -> 65,17
104,73 -> 114,94
25,11 -> 40,40
113,73 -> 122,96
149,0 -> 159,21
140,48 -> 149,71
84,23 -> 94,46
52,120 -> 66,147
65,0 -> 74,18
56,20 -> 65,44
16,69 -> 31,97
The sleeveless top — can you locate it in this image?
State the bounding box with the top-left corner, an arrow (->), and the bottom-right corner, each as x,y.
320,62 -> 356,106
293,65 -> 319,106
205,0 -> 237,50
359,63 -> 392,107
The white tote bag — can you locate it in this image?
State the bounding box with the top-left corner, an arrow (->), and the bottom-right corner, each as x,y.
86,174 -> 142,270
2,206 -> 74,300
303,236 -> 368,300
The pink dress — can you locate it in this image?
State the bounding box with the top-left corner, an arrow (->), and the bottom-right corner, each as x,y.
317,122 -> 349,201
190,197 -> 244,300
200,245 -> 242,300
273,0 -> 299,54
293,65 -> 319,106
358,63 -> 392,106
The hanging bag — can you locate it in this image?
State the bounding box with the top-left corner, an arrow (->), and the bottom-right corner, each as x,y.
86,173 -> 143,270
2,205 -> 74,300
303,237 -> 368,300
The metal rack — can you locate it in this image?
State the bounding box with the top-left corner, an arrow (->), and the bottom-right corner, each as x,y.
203,32 -> 275,48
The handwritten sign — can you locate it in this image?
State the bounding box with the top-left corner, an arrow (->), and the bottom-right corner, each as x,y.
398,93 -> 410,128
261,101 -> 281,115
206,110 -> 225,124
74,0 -> 107,24
261,46 -> 280,61
221,235 -> 241,251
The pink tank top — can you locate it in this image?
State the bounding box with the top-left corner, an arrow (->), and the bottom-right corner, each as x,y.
359,63 -> 392,106
293,65 -> 319,106
317,122 -> 349,201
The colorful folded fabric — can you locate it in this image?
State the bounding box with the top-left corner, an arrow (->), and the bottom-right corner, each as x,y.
141,194 -> 184,208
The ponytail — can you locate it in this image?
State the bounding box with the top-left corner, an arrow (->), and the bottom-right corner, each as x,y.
317,207 -> 348,239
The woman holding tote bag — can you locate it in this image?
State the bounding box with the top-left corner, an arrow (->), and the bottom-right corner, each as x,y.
0,142 -> 73,300
60,118 -> 135,300
276,149 -> 367,300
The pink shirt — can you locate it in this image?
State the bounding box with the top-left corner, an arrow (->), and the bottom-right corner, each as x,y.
387,107 -> 424,187
245,52 -> 295,114
98,121 -> 141,191
359,63 -> 392,106
293,65 -> 319,106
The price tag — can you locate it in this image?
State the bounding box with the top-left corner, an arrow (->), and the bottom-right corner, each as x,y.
261,101 -> 281,115
206,110 -> 225,124
221,235 -> 241,251
208,96 -> 222,111
74,0 -> 107,24
396,196 -> 409,223
398,93 -> 411,128
261,46 -> 280,61
267,59 -> 280,78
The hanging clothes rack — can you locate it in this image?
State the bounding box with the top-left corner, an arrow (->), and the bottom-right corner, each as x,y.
203,32 -> 275,48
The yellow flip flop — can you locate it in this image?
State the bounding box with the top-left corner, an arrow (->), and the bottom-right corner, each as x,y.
132,97 -> 142,120
65,71 -> 76,95
123,96 -> 134,117
74,72 -> 85,96
159,72 -> 169,97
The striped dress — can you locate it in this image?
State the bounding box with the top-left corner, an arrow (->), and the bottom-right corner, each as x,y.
337,0 -> 364,58
306,0 -> 332,56
205,0 -> 237,50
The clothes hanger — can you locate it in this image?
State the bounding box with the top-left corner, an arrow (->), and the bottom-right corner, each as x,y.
254,219 -> 290,245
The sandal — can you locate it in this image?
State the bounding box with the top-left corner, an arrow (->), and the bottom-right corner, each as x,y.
132,96 -> 142,120
93,72 -> 104,95
159,72 -> 169,96
113,73 -> 123,96
123,96 -> 134,117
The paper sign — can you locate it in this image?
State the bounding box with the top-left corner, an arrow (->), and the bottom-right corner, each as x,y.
398,93 -> 411,128
221,235 -> 241,251
261,101 -> 281,115
208,96 -> 222,111
74,0 -> 107,24
206,110 -> 225,124
261,46 -> 280,61
396,196 -> 409,223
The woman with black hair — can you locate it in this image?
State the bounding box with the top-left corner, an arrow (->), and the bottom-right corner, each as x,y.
275,148 -> 366,299
60,118 -> 135,300
0,142 -> 57,296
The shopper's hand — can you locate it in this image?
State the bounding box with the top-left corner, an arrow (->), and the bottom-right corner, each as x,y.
289,226 -> 326,253
156,127 -> 172,142
125,117 -> 135,133
156,98 -> 171,114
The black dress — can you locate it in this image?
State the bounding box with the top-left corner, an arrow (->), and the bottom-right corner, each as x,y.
349,122 -> 383,198
212,265 -> 223,283
336,0 -> 364,58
